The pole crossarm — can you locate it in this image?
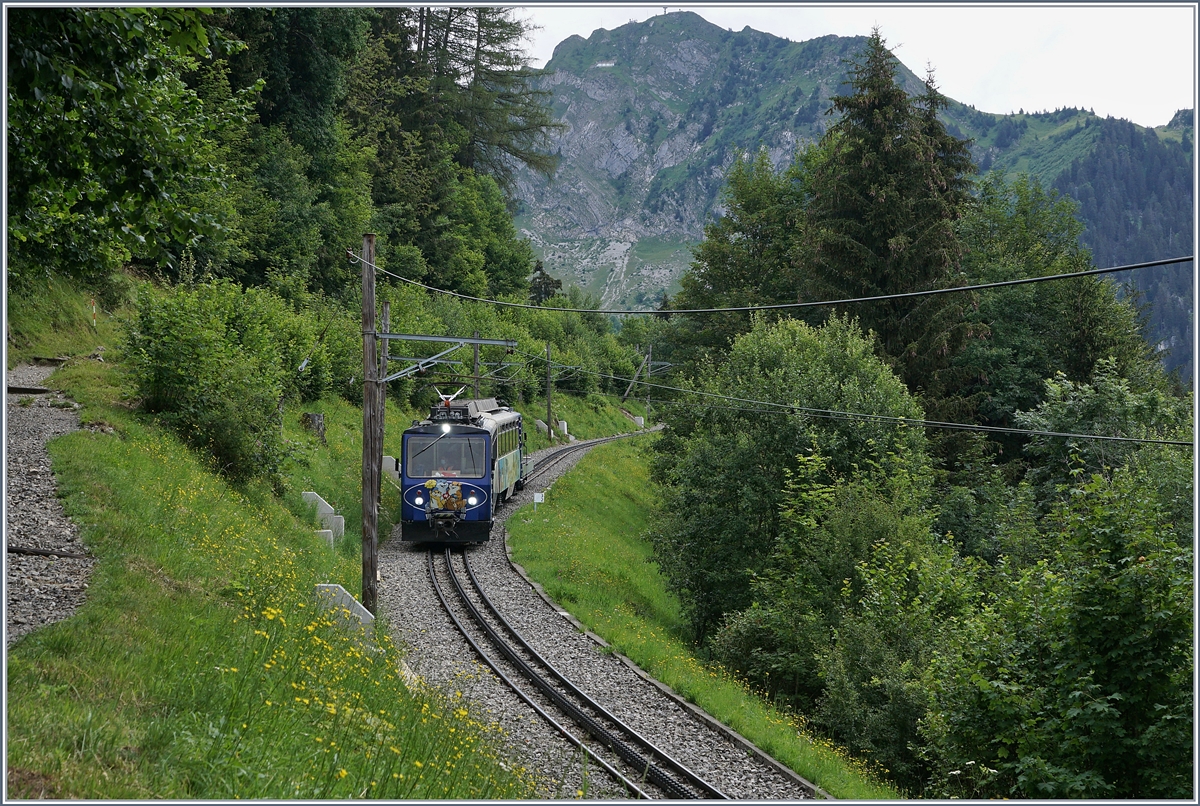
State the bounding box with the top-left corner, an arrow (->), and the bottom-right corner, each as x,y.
378,334 -> 518,383
379,333 -> 517,347
382,344 -> 466,383
390,357 -> 465,366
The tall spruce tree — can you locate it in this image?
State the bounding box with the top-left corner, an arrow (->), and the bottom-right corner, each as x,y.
800,29 -> 976,400
528,260 -> 562,303
395,7 -> 560,194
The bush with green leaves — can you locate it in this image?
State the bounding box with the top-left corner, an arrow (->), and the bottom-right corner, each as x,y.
648,315 -> 928,642
809,492 -> 980,792
1016,359 -> 1192,500
6,8 -> 239,296
921,455 -> 1194,798
708,451 -> 979,793
127,280 -> 333,486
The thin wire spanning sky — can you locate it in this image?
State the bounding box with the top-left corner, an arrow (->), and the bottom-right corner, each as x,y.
516,3 -> 1197,129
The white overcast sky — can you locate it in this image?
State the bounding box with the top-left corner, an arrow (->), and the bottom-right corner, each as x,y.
515,4 -> 1197,129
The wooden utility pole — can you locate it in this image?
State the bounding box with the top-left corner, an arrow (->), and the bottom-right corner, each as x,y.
361,233 -> 380,615
623,348 -> 650,402
472,330 -> 480,398
380,300 -> 390,473
546,342 -> 553,442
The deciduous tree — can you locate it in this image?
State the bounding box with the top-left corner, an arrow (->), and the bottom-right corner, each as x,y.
7,8 -> 237,293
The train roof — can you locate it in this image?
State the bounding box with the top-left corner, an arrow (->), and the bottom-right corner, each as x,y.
429,397 -> 502,420
417,397 -> 522,432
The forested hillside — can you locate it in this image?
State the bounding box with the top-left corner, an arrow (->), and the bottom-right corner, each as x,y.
640,31 -> 1193,798
7,7 -> 647,428
8,7 -> 557,300
1053,116 -> 1194,378
515,11 -> 1193,377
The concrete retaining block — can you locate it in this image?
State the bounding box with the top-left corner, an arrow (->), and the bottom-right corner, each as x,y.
315,584 -> 376,650
315,529 -> 334,548
302,491 -> 344,537
382,455 -> 401,481
302,491 -> 334,516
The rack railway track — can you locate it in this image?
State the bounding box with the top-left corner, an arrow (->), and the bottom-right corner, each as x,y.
381,426 -> 820,800
428,545 -> 727,799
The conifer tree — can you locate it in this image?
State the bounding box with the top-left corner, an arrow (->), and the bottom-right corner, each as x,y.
528,260 -> 562,303
800,29 -> 975,398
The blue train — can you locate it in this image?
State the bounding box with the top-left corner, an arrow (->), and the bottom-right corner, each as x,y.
398,395 -> 531,544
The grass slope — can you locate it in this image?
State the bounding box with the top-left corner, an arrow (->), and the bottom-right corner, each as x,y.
6,357 -> 533,798
6,277 -> 660,798
505,438 -> 901,800
6,274 -> 119,369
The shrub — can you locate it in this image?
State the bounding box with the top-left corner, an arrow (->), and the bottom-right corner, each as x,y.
921,458 -> 1194,798
127,280 -> 305,485
648,315 -> 928,641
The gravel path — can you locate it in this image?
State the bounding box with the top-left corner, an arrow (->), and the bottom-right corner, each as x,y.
377,436 -> 816,800
5,364 -> 96,647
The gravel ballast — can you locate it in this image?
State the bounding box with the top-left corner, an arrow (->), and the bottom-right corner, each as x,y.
377,436 -> 816,799
5,364 -> 96,648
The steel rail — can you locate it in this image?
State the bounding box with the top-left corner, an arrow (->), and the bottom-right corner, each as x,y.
526,431 -> 649,484
462,550 -> 729,799
441,548 -> 701,799
425,550 -> 649,799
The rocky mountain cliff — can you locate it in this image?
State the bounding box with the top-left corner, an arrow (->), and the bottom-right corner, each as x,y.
515,11 -> 1193,376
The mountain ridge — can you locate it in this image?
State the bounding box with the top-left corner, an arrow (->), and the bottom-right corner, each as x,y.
515,11 -> 1193,375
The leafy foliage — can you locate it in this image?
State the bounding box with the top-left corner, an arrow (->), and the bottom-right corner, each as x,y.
1015,360 -> 1192,499
670,147 -> 816,364
126,280 -> 339,487
922,461 -> 1193,798
6,8 -> 246,295
950,172 -> 1162,450
648,315 -> 927,641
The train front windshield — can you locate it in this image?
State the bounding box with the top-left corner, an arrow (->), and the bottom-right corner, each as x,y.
406,435 -> 488,479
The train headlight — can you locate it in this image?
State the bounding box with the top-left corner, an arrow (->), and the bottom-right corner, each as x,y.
414,496 -> 424,506
441,423 -> 451,433
468,496 -> 478,506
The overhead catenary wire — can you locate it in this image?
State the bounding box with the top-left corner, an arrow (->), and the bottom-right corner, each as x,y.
347,247 -> 1190,447
389,339 -> 1191,448
347,250 -> 1193,317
